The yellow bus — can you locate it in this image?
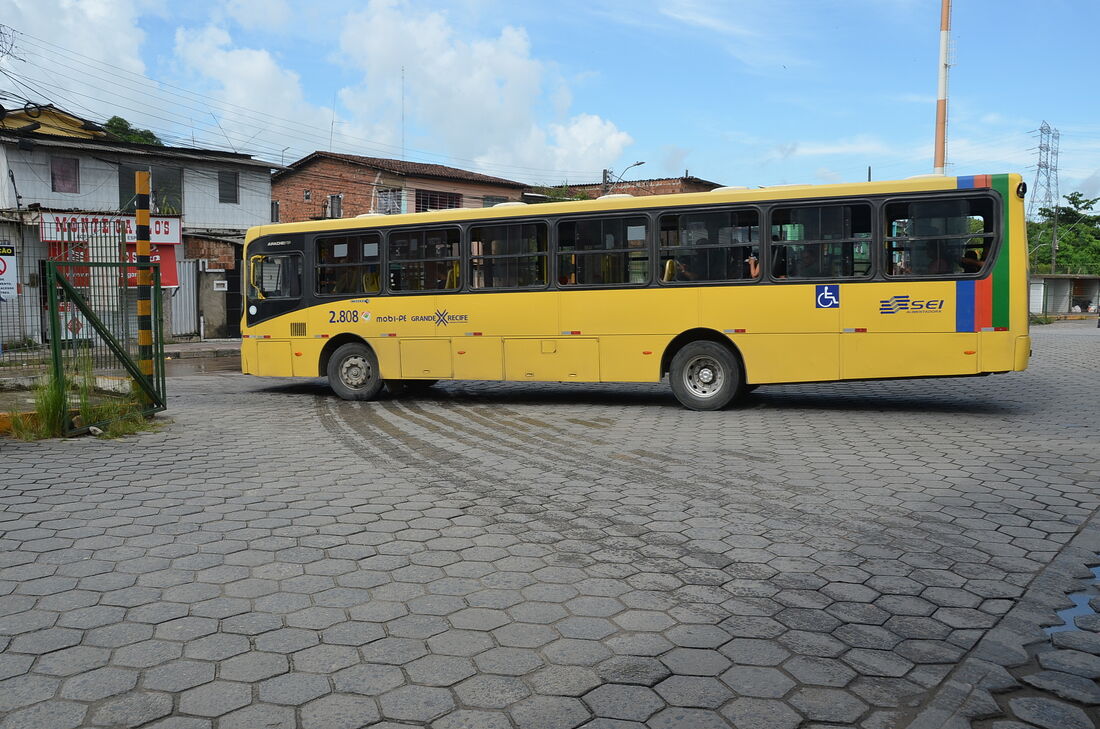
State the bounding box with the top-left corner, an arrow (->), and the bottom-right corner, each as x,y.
241,173 -> 1029,410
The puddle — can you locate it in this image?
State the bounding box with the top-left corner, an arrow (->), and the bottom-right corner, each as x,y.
1044,564 -> 1100,634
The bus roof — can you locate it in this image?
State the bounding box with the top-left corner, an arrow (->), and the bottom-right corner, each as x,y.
247,173 -> 1016,243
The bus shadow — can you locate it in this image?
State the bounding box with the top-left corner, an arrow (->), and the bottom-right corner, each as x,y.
256,379 -> 1024,416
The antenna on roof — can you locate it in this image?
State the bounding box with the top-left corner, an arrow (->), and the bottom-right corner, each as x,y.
401,66 -> 406,161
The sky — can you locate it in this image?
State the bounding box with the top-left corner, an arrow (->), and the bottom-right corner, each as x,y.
3,0 -> 1099,198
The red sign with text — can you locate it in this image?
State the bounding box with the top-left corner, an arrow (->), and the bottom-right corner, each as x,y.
39,213 -> 181,245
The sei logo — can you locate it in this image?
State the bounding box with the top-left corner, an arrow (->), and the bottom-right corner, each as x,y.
879,295 -> 945,314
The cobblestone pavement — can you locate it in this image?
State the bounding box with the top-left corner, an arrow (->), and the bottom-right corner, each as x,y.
1,320 -> 1098,729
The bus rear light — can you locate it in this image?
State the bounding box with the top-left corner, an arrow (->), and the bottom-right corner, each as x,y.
994,327 -> 1008,331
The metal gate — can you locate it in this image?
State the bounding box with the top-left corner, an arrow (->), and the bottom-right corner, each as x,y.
173,259 -> 199,337
44,261 -> 166,436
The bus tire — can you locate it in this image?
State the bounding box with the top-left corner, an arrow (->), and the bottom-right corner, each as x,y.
328,343 -> 383,401
669,341 -> 742,411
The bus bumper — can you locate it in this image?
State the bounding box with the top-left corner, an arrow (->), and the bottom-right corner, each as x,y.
1014,335 -> 1031,371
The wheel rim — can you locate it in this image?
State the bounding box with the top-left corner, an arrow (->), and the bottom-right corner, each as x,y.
339,355 -> 372,389
682,354 -> 725,399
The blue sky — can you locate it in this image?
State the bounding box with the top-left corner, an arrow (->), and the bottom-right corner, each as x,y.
5,0 -> 1099,196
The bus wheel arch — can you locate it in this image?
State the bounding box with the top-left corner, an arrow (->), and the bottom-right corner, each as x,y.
318,334 -> 371,377
662,329 -> 746,410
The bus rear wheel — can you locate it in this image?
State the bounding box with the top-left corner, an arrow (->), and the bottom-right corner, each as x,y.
669,341 -> 742,411
328,343 -> 383,401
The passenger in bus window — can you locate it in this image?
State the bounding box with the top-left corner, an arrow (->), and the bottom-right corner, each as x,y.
961,249 -> 983,273
791,246 -> 822,278
926,251 -> 954,275
744,253 -> 760,278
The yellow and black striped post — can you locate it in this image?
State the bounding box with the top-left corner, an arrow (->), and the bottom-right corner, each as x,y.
135,171 -> 154,380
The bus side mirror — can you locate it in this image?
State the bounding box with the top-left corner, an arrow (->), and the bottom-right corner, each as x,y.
249,255 -> 266,299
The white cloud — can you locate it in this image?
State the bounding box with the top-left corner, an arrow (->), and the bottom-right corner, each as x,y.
2,0 -> 148,121
172,25 -> 340,159
225,0 -> 291,30
335,0 -> 632,182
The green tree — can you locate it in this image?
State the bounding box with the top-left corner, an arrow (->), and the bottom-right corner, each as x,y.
526,184 -> 594,203
1028,191 -> 1100,275
104,116 -> 163,146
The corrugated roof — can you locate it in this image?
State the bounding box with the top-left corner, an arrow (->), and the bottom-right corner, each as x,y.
276,151 -> 527,188
0,129 -> 282,170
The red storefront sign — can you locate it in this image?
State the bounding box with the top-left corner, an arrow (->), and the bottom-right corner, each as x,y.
39,213 -> 181,244
47,242 -> 179,287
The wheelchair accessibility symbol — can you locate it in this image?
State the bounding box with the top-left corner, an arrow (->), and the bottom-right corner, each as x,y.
816,284 -> 840,309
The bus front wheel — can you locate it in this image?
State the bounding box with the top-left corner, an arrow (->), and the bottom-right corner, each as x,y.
328,343 -> 383,401
669,341 -> 742,411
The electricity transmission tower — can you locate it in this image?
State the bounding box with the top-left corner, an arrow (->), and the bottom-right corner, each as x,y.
1029,121 -> 1060,271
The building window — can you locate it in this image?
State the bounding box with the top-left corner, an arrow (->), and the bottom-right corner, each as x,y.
218,171 -> 239,204
483,195 -> 508,208
271,200 -> 280,223
51,157 -> 80,193
325,194 -> 343,219
119,163 -> 183,214
415,190 -> 462,213
378,187 -> 402,215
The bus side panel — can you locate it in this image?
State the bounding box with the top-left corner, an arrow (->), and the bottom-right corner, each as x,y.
503,338 -> 598,381
979,332 -> 1015,372
452,338 -> 503,380
241,338 -> 256,374
561,288 -> 697,336
400,339 -> 453,378
254,341 -> 295,377
842,333 -> 979,379
737,335 -> 840,384
292,339 -> 325,377
599,336 -> 665,382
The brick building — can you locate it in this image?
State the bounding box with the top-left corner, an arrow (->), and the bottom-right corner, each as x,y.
548,174 -> 726,200
271,152 -> 528,222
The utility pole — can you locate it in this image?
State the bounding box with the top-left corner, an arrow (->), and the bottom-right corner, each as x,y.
933,0 -> 951,174
601,168 -> 611,195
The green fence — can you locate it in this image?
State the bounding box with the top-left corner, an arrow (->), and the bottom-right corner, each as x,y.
43,261 -> 166,436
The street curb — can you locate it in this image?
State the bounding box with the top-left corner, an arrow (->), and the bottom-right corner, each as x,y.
901,513 -> 1100,728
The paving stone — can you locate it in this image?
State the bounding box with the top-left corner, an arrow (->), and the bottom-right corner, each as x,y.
720,697 -> 803,729
90,691 -> 173,727
1008,696 -> 1095,729
32,645 -> 109,676
259,671 -> 332,705
294,644 -> 361,673
183,632 -> 251,661
60,666 -> 138,700
301,693 -> 382,729
509,695 -> 591,729
1021,669 -> 1100,705
583,684 -> 664,721
111,639 -> 183,668
432,709 -> 513,729
596,655 -> 670,686
219,703 -> 296,729
1038,648 -> 1100,679
659,648 -> 730,676
178,680 -> 253,717
0,673 -> 60,712
474,646 -> 544,675
143,659 -> 215,692
322,621 -> 386,646
379,685 -> 456,722
0,653 -> 33,680
721,665 -> 796,697
789,686 -> 869,724
648,706 -> 732,729
455,674 -> 531,708
0,699 -> 87,729
654,675 -> 733,708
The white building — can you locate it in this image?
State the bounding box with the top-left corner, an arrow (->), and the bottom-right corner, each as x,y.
0,105 -> 278,345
